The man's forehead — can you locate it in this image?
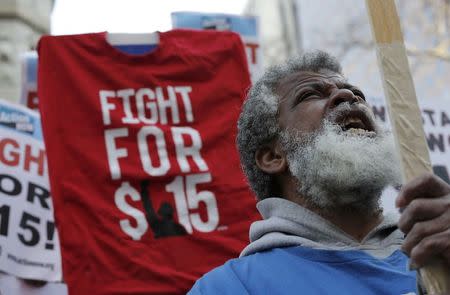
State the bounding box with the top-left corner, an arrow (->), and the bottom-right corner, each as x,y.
280,70 -> 346,86
276,70 -> 347,97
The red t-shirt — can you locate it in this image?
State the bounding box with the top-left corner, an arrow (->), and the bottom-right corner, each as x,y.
38,29 -> 259,294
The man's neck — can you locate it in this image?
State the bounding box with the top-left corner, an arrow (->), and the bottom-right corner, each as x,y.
285,194 -> 383,242
281,177 -> 384,242
315,206 -> 384,242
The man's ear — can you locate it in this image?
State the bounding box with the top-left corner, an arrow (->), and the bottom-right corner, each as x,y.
255,143 -> 287,174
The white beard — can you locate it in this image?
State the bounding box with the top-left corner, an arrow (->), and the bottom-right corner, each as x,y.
281,104 -> 401,212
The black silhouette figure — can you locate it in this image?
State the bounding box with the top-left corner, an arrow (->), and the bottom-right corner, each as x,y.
140,180 -> 187,238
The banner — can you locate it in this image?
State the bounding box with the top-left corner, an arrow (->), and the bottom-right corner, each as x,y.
38,30 -> 259,294
0,99 -> 62,281
172,11 -> 263,82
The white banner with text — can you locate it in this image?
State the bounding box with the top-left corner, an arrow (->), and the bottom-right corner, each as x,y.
0,99 -> 62,281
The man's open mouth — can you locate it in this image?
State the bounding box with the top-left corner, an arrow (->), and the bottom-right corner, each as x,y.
334,110 -> 377,138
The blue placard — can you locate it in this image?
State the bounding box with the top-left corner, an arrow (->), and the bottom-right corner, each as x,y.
172,11 -> 257,37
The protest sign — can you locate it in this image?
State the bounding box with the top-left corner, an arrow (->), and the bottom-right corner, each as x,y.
38,30 -> 259,294
0,99 -> 62,281
367,96 -> 450,214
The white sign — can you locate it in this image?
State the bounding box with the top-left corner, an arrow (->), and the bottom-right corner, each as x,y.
171,11 -> 263,82
0,99 -> 62,281
367,96 -> 450,214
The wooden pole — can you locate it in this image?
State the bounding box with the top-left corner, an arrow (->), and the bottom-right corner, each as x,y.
365,0 -> 450,293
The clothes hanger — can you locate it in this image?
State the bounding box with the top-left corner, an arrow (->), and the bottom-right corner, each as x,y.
106,32 -> 159,46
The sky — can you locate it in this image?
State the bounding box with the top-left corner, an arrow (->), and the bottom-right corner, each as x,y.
51,0 -> 249,35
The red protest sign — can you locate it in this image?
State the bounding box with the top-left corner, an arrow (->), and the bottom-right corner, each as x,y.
38,29 -> 259,294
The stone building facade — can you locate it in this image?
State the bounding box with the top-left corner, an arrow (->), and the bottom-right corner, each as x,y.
0,0 -> 53,102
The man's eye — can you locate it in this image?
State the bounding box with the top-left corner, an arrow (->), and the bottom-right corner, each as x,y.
297,91 -> 319,102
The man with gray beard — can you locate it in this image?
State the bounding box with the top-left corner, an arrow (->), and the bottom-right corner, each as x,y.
280,102 -> 399,212
188,51 -> 450,294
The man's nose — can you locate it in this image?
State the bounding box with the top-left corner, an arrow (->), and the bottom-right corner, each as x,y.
328,89 -> 361,108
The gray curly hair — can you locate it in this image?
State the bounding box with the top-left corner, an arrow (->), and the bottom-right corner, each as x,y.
236,51 -> 343,200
